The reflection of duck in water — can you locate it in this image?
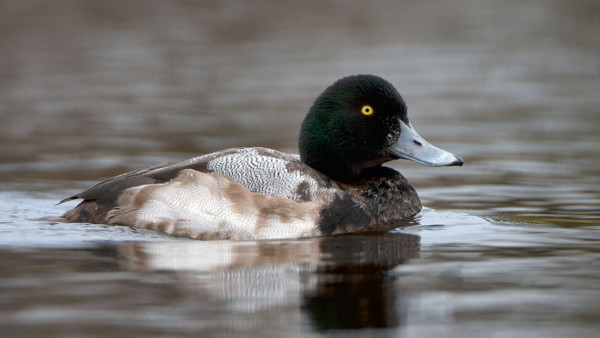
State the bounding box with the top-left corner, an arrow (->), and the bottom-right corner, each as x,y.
117,232 -> 420,330
59,75 -> 462,239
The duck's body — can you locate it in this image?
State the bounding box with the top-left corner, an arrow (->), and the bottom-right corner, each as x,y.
60,75 -> 462,240
61,147 -> 421,239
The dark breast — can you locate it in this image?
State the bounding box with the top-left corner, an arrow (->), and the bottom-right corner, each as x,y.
317,167 -> 422,235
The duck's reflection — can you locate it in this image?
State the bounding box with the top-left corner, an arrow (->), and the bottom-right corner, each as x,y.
304,233 -> 419,330
117,231 -> 420,331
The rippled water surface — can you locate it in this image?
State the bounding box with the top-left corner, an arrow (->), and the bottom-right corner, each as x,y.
1,0 -> 599,337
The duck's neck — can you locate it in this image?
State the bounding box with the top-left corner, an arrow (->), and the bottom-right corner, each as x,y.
304,157 -> 391,183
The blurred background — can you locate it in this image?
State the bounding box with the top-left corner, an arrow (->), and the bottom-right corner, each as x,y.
1,0 -> 597,186
0,0 -> 599,337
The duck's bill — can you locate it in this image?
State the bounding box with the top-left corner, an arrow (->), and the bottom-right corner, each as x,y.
389,120 -> 464,167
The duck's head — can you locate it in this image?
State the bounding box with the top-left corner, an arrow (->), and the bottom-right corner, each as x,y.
299,74 -> 463,182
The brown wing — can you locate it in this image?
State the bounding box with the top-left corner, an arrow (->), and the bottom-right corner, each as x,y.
60,147 -> 329,224
59,149 -> 236,223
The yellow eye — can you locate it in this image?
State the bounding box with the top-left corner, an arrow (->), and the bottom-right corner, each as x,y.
361,105 -> 374,116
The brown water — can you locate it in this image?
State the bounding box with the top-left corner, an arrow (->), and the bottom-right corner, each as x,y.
1,0 -> 599,337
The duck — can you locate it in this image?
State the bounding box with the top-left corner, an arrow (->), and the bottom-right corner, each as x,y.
59,74 -> 463,240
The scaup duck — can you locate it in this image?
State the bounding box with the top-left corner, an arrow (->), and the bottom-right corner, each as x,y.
59,75 -> 463,240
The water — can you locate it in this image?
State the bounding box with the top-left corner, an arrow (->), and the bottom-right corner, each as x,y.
1,0 -> 599,337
